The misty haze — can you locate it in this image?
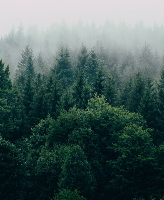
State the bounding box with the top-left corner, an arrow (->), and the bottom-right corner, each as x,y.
1,0 -> 164,200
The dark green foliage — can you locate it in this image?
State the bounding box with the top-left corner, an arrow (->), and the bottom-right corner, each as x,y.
0,60 -> 14,140
68,128 -> 104,199
1,41 -> 164,200
31,75 -> 48,123
53,189 -> 86,200
104,73 -> 117,106
45,76 -> 61,118
0,137 -> 25,200
14,45 -> 34,88
85,49 -> 98,84
33,148 -> 61,200
128,72 -> 145,112
139,78 -> 158,131
157,68 -> 164,134
73,70 -> 91,109
25,56 -> 35,80
119,77 -> 133,107
59,88 -> 74,111
32,85 -> 47,122
109,125 -> 157,199
93,67 -> 105,96
155,143 -> 164,196
77,45 -> 88,72
23,74 -> 34,116
55,46 -> 73,88
0,98 -> 12,139
58,145 -> 96,199
0,59 -> 12,91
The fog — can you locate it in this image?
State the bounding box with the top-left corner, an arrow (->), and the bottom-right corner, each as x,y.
1,0 -> 164,36
0,0 -> 164,78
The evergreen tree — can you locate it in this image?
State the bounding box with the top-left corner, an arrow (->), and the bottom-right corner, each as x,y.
0,59 -> 12,91
157,68 -> 164,140
93,67 -> 105,96
139,44 -> 160,78
55,46 -> 73,88
119,77 -> 133,108
85,49 -> 98,84
128,72 -> 145,112
36,52 -> 46,74
45,75 -> 61,118
73,70 -> 90,109
0,60 -> 13,140
110,124 -> 157,199
21,73 -> 35,136
139,78 -> 158,131
59,88 -> 74,112
32,85 -> 47,124
0,137 -> 25,200
77,45 -> 88,72
104,73 -> 117,106
23,74 -> 34,116
25,56 -> 35,80
14,45 -> 33,88
58,145 -> 96,199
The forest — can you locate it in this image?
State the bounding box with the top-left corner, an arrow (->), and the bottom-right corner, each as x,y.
1,21 -> 164,200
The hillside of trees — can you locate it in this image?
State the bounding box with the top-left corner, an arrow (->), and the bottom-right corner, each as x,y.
1,21 -> 164,199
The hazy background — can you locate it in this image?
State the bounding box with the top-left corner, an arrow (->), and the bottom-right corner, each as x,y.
1,0 -> 164,79
1,0 -> 164,37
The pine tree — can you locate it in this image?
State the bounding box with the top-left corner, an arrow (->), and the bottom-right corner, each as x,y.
0,60 -> 13,140
77,45 -> 88,71
0,60 -> 12,91
25,56 -> 35,80
93,68 -> 105,96
85,49 -> 98,84
139,78 -> 158,130
35,52 -> 46,74
14,45 -> 33,88
55,46 -> 73,88
73,70 -> 90,109
157,68 -> 164,140
58,145 -> 96,199
104,73 -> 117,106
0,137 -> 25,200
45,75 -> 61,118
119,77 -> 133,108
128,72 -> 145,112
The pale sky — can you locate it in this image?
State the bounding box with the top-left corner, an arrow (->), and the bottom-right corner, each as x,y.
0,0 -> 164,37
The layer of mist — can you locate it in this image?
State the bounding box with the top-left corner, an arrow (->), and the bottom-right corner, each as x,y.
0,20 -> 163,79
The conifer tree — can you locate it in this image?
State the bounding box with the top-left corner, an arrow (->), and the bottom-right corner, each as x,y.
119,77 -> 133,108
0,60 -> 12,91
14,45 -> 33,88
0,137 -> 25,200
139,78 -> 158,130
157,68 -> 164,140
58,145 -> 96,199
45,75 -> 61,118
128,72 -> 145,112
73,70 -> 90,109
77,45 -> 88,72
55,46 -> 73,88
104,73 -> 117,106
93,68 -> 105,96
0,60 -> 13,140
85,49 -> 98,84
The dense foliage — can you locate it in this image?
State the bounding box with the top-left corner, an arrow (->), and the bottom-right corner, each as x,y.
1,35 -> 164,199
